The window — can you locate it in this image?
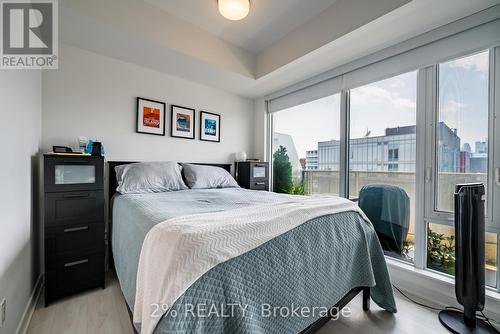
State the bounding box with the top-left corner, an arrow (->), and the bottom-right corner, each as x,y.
268,43 -> 500,293
436,51 -> 489,212
425,50 -> 497,288
388,163 -> 399,171
388,148 -> 399,161
349,71 -> 417,262
272,94 -> 341,195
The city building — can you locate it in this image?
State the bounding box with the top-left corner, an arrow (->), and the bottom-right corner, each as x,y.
475,140 -> 488,154
305,123 -> 464,172
305,150 -> 318,170
469,140 -> 488,173
458,141 -> 488,173
459,151 -> 471,173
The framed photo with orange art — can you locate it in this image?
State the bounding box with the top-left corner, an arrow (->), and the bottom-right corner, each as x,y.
136,97 -> 166,136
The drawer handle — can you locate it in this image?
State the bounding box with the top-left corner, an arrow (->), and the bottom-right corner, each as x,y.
64,259 -> 89,267
62,193 -> 90,198
64,226 -> 89,233
254,182 -> 266,186
63,159 -> 90,164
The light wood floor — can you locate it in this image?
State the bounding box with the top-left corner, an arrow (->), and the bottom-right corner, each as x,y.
28,272 -> 450,334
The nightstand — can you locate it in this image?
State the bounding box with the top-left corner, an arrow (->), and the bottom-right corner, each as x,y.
43,154 -> 105,306
237,162 -> 269,191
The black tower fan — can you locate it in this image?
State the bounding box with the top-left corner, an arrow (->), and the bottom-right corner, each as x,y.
438,183 -> 496,333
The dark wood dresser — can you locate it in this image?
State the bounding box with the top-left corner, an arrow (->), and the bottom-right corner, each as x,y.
237,162 -> 269,191
43,154 -> 105,305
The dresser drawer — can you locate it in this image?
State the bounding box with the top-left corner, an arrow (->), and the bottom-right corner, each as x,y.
249,181 -> 269,191
45,156 -> 104,193
45,191 -> 104,227
45,252 -> 104,302
249,163 -> 269,181
46,222 -> 104,258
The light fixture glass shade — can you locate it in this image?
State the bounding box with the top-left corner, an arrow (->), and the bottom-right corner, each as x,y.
218,0 -> 250,21
235,151 -> 247,162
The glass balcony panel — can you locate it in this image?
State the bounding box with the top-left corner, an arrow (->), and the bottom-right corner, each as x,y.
427,223 -> 497,288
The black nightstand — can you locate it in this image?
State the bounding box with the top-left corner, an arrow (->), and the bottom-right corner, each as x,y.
237,162 -> 269,191
43,154 -> 105,305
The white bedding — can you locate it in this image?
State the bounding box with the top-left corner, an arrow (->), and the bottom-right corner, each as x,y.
133,195 -> 366,334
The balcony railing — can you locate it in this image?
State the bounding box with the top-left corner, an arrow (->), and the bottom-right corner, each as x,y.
303,170 -> 486,208
300,169 -> 497,287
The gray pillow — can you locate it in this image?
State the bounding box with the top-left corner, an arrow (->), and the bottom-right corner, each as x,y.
115,162 -> 188,194
182,164 -> 239,189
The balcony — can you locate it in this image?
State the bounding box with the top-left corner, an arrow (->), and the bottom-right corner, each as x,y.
300,169 -> 497,287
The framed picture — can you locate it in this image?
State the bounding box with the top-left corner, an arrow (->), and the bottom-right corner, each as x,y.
171,105 -> 195,139
136,97 -> 166,136
200,111 -> 221,142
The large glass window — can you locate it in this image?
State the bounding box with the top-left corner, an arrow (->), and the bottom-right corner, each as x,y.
349,71 -> 417,262
272,94 -> 341,195
427,50 -> 496,287
269,45 -> 500,293
436,51 -> 489,212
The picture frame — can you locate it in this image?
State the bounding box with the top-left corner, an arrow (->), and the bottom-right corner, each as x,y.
136,97 -> 166,136
171,105 -> 195,139
200,111 -> 221,142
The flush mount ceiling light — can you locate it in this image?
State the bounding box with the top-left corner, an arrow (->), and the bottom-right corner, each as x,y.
218,0 -> 250,21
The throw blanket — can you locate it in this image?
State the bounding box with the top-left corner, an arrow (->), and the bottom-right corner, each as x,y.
134,196 -> 369,334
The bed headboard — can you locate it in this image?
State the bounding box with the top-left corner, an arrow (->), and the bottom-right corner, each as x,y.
107,161 -> 232,202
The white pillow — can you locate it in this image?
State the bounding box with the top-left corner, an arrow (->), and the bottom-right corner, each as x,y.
182,164 -> 239,189
115,162 -> 188,194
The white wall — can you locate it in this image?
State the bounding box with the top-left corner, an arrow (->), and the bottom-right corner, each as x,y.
0,71 -> 42,334
42,44 -> 255,164
253,98 -> 267,161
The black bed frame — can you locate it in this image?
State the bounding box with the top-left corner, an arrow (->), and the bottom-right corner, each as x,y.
107,161 -> 370,334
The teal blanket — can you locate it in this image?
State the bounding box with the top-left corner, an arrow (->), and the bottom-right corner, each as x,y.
112,189 -> 396,333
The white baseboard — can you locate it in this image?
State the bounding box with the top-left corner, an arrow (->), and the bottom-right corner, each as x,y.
15,275 -> 43,334
387,259 -> 500,326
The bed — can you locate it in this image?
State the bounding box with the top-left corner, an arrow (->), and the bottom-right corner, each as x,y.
108,161 -> 397,334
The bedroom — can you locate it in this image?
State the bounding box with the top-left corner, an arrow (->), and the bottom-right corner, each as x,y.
1,0 -> 500,333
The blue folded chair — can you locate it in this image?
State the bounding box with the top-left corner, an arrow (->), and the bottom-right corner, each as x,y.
358,183 -> 410,255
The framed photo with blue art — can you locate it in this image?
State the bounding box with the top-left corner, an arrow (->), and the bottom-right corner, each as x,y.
171,105 -> 195,139
200,111 -> 220,142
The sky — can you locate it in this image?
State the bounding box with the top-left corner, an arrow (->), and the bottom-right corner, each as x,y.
274,50 -> 489,159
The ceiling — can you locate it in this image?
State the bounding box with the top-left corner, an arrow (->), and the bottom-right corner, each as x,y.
59,0 -> 500,98
142,0 -> 339,54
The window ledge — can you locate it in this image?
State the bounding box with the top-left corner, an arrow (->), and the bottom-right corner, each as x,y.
385,257 -> 500,322
386,257 -> 455,285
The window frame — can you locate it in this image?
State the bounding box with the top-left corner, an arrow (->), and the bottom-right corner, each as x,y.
266,45 -> 500,293
421,48 -> 499,290
491,46 -> 500,291
423,50 -> 495,225
269,93 -> 344,195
